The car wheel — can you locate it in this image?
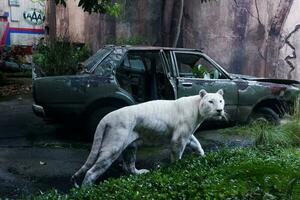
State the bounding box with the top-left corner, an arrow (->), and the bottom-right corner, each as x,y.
85,106 -> 117,140
249,107 -> 280,125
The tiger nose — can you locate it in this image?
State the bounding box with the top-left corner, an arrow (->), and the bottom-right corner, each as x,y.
216,109 -> 223,113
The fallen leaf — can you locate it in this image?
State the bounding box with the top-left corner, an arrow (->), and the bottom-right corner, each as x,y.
39,161 -> 46,165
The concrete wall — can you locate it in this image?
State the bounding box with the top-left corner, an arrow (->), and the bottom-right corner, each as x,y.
56,1 -> 85,43
56,0 -> 163,51
53,0 -> 300,80
182,0 -> 300,80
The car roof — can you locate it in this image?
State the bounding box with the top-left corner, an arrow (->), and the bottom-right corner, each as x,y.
104,45 -> 203,52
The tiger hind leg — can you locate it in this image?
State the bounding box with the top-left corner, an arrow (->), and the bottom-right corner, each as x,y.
122,141 -> 149,174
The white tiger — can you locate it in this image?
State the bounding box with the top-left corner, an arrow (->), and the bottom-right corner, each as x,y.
72,89 -> 225,187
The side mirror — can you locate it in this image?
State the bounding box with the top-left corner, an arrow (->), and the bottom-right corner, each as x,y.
77,63 -> 89,74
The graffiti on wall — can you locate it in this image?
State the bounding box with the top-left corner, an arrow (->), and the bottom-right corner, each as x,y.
23,8 -> 45,25
2,0 -> 46,46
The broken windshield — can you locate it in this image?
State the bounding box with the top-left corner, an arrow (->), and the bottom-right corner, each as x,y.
82,47 -> 113,70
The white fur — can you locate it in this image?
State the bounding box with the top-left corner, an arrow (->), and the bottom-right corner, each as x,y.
72,89 -> 225,187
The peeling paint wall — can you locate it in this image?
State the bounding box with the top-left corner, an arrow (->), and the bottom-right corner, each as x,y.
53,0 -> 300,80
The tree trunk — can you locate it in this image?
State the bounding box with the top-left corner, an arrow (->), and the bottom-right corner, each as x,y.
47,0 -> 57,43
161,0 -> 175,47
171,0 -> 184,47
161,0 -> 184,47
264,0 -> 294,77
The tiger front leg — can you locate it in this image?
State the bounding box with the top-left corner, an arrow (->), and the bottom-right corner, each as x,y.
187,135 -> 205,157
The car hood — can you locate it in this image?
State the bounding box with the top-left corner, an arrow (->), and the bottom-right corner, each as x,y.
230,73 -> 300,85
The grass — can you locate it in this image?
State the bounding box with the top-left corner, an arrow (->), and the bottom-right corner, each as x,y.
221,120 -> 300,147
221,102 -> 300,148
29,147 -> 300,200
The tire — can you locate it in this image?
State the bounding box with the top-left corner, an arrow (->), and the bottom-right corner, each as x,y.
85,106 -> 117,140
249,107 -> 280,125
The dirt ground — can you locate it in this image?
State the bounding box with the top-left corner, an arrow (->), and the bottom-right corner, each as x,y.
0,77 -> 32,98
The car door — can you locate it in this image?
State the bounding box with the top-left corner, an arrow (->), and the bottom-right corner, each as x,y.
159,50 -> 178,99
172,51 -> 238,121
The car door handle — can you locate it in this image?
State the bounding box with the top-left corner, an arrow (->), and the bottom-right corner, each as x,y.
182,82 -> 193,87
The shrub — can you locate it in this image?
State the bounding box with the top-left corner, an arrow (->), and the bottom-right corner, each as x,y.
29,148 -> 300,200
32,39 -> 91,76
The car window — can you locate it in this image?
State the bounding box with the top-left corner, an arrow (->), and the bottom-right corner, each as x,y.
127,55 -> 146,72
118,51 -> 163,73
175,53 -> 227,79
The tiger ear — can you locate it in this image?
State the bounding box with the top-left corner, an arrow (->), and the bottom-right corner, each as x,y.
199,89 -> 207,98
217,89 -> 224,96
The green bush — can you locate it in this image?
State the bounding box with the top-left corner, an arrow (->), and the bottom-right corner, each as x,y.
32,39 -> 91,76
29,148 -> 300,200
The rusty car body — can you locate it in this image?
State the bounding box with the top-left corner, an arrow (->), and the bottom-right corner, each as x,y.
32,46 -> 300,136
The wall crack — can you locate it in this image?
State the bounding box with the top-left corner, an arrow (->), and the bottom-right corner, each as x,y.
284,24 -> 300,78
254,0 -> 263,25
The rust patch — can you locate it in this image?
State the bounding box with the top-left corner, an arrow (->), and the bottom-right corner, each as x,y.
271,86 -> 286,96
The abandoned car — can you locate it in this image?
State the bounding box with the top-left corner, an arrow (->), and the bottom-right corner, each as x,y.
32,46 -> 300,137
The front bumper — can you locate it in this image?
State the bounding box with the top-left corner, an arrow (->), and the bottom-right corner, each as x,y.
32,104 -> 46,118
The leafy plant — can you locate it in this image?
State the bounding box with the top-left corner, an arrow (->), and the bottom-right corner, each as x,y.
191,64 -> 212,78
32,38 -> 91,76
